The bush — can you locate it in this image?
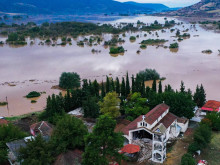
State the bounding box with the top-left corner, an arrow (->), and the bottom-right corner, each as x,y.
31,100 -> 37,103
194,124 -> 211,148
169,42 -> 179,49
26,91 -> 41,98
188,142 -> 200,154
181,153 -> 196,165
0,102 -> 7,106
129,36 -> 136,41
59,72 -> 80,89
140,44 -> 146,49
109,46 -> 125,54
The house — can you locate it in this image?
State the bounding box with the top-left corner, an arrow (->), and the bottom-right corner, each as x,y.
30,121 -> 53,137
6,136 -> 35,165
201,100 -> 220,113
121,103 -> 189,164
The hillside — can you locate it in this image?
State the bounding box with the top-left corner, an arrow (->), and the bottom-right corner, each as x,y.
159,0 -> 220,18
0,0 -> 171,15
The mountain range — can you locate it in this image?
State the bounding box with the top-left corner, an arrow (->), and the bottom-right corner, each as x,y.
0,0 -> 172,15
160,0 -> 220,18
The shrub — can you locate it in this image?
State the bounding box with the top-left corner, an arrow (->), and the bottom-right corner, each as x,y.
140,44 -> 146,49
109,46 -> 125,54
26,91 -> 41,98
169,42 -> 179,49
59,72 -> 80,89
129,36 -> 136,41
188,142 -> 200,154
31,100 -> 37,103
181,153 -> 196,165
0,102 -> 7,106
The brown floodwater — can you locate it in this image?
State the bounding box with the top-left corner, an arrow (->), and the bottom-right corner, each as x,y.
0,16 -> 220,117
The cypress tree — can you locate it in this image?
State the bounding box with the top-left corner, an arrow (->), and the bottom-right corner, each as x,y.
152,79 -> 157,92
158,80 -> 162,93
116,77 -> 120,94
101,81 -> 105,98
180,81 -> 185,93
199,84 -> 206,107
121,77 -> 126,98
106,76 -> 110,93
146,86 -> 151,98
141,80 -> 145,97
131,75 -> 136,93
125,72 -> 130,96
136,73 -> 141,92
111,78 -> 115,92
93,79 -> 100,97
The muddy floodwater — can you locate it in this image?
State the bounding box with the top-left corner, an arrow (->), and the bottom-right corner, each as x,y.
0,16 -> 220,117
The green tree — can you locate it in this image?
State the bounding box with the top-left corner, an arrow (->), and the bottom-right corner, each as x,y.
126,72 -> 130,96
138,68 -> 160,81
152,79 -> 157,92
106,76 -> 110,93
82,115 -> 124,165
101,81 -> 105,98
121,77 -> 126,98
93,79 -> 100,97
116,77 -> 120,94
131,75 -> 136,93
83,97 -> 99,118
181,153 -> 196,165
180,81 -> 185,93
99,92 -> 121,118
51,115 -> 88,153
59,72 -> 80,89
111,78 -> 115,92
194,124 -> 211,149
18,135 -> 54,165
0,124 -> 26,163
193,84 -> 206,107
158,80 -> 162,93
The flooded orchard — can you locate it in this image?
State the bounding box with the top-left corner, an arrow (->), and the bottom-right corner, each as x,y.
0,16 -> 220,117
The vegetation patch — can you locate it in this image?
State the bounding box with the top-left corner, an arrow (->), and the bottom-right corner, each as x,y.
0,102 -> 8,106
31,100 -> 37,103
169,42 -> 179,49
109,46 -> 125,54
26,91 -> 41,98
140,39 -> 167,45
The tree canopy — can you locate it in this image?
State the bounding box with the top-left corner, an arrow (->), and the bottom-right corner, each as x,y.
59,72 -> 80,89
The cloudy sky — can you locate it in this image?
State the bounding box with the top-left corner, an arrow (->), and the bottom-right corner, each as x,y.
116,0 -> 201,7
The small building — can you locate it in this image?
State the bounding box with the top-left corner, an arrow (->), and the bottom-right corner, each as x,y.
6,136 -> 35,165
121,103 -> 189,164
201,100 -> 220,112
30,121 -> 53,137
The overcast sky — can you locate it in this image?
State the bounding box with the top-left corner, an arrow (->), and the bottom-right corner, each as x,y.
116,0 -> 201,7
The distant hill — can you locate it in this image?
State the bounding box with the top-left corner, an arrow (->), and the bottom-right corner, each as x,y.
159,0 -> 220,18
0,0 -> 173,15
123,1 -> 169,12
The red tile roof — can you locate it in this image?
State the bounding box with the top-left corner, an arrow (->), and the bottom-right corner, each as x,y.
158,112 -> 177,128
30,121 -> 53,136
0,119 -> 8,125
177,117 -> 188,124
122,104 -> 170,135
202,100 -> 220,111
145,103 -> 169,124
121,144 -> 140,154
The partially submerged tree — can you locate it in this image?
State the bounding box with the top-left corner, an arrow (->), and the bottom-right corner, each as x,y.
59,72 -> 80,89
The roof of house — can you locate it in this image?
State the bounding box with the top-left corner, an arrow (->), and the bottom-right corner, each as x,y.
115,119 -> 131,133
122,104 -> 171,135
30,121 -> 53,136
157,112 -> 177,129
202,100 -> 220,111
6,139 -> 27,158
0,119 -> 8,125
53,149 -> 83,165
121,144 -> 140,154
177,117 -> 188,124
153,123 -> 167,134
145,103 -> 169,125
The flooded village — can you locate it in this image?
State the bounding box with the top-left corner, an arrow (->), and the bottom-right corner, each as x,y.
1,0 -> 220,165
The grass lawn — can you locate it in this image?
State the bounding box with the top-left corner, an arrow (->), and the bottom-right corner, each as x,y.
197,132 -> 220,165
5,111 -> 42,121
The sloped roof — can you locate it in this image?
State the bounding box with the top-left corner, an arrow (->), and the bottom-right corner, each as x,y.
122,104 -> 170,135
121,144 -> 140,154
115,119 -> 131,133
53,149 -> 83,165
30,121 -> 53,136
6,139 -> 27,158
202,100 -> 220,111
0,119 -> 8,125
157,112 -> 177,128
145,103 -> 169,124
153,123 -> 167,134
177,117 -> 188,124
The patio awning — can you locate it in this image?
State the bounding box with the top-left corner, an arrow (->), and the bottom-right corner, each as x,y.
121,144 -> 140,154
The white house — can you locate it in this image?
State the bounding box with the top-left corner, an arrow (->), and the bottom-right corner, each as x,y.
121,103 -> 189,163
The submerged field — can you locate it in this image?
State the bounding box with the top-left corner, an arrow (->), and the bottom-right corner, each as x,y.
0,15 -> 220,117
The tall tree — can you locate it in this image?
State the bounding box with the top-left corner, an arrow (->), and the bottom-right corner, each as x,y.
101,81 -> 105,98
59,72 -> 80,89
82,115 -> 124,165
125,72 -> 130,96
131,75 -> 136,93
111,78 -> 115,92
106,76 -> 110,93
93,79 -> 100,97
51,115 -> 88,153
152,79 -> 157,92
158,80 -> 162,93
121,77 -> 126,98
180,81 -> 185,93
99,92 -> 121,118
83,97 -> 99,118
193,84 -> 206,107
115,77 -> 120,94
